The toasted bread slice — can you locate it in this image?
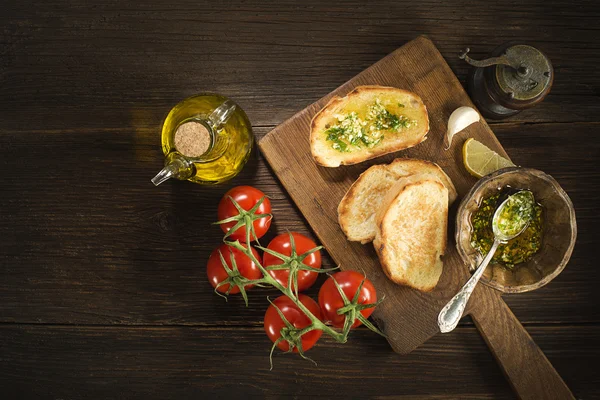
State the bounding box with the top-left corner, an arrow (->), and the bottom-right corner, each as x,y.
311,86 -> 429,167
373,177 -> 448,292
338,158 -> 456,244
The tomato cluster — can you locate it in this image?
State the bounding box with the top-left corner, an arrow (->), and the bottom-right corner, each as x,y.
208,185 -> 382,364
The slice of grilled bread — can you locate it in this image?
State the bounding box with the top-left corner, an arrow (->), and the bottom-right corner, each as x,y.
311,86 -> 429,167
338,158 -> 456,244
373,176 -> 448,292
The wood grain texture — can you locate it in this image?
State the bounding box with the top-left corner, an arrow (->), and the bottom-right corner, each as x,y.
1,324 -> 598,400
0,124 -> 600,325
0,0 -> 599,133
471,289 -> 574,399
1,0 -> 599,398
0,126 -> 597,328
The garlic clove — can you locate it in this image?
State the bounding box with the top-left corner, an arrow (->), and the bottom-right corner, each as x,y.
445,106 -> 480,150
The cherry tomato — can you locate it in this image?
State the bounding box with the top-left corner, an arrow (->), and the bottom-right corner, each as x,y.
217,186 -> 272,242
206,243 -> 262,294
264,294 -> 323,352
318,271 -> 377,328
263,233 -> 322,292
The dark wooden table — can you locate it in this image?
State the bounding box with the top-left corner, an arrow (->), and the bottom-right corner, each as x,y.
1,1 -> 599,398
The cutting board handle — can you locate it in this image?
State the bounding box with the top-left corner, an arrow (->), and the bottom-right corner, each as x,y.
470,293 -> 574,400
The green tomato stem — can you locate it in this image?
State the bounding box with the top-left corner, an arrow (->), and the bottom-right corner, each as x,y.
225,239 -> 347,342
215,195 -> 382,365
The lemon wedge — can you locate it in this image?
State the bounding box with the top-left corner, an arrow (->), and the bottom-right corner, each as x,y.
462,138 -> 515,178
445,106 -> 480,150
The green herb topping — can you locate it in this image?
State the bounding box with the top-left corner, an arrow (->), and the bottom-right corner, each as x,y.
470,192 -> 544,269
493,191 -> 535,238
324,98 -> 414,152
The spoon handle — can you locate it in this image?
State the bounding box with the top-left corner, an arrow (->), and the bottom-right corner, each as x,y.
438,239 -> 501,333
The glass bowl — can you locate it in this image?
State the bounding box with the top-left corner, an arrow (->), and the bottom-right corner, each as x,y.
455,167 -> 577,293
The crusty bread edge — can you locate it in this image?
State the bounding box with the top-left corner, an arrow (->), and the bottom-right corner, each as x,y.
310,86 -> 430,167
373,178 -> 448,292
337,164 -> 388,244
387,158 -> 458,205
310,94 -> 344,167
337,158 -> 457,243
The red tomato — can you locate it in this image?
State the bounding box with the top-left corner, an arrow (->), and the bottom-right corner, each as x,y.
217,186 -> 272,242
263,233 -> 321,292
318,271 -> 377,328
264,294 -> 323,352
206,243 -> 262,294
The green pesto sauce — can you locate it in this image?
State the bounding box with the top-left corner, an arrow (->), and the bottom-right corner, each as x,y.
493,191 -> 535,237
471,192 -> 544,269
324,99 -> 415,153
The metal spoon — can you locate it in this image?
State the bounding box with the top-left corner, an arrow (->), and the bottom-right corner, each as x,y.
438,190 -> 535,333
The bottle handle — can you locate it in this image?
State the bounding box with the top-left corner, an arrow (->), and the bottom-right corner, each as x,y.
207,100 -> 236,131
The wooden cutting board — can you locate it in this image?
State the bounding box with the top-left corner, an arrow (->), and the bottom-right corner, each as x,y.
258,36 -> 573,400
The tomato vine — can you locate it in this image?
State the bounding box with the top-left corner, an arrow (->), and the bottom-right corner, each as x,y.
213,194 -> 384,368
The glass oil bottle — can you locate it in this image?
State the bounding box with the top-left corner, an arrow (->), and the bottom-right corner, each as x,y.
151,93 -> 253,185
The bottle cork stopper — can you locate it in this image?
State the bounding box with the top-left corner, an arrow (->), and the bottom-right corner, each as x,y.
174,121 -> 211,157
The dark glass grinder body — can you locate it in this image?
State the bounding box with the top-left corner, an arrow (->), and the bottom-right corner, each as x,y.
464,43 -> 553,120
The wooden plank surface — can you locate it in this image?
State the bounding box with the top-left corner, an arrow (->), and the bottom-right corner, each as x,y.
1,0 -> 599,132
0,123 -> 597,327
1,0 -> 599,398
0,128 -> 597,328
1,324 -> 598,399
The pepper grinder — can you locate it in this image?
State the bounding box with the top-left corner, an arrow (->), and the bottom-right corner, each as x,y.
460,43 -> 553,119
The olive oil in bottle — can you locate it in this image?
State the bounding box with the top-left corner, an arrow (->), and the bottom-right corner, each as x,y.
151,93 -> 253,185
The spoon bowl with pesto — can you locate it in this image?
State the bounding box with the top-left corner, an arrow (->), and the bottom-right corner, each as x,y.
438,190 -> 536,333
455,167 -> 577,294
